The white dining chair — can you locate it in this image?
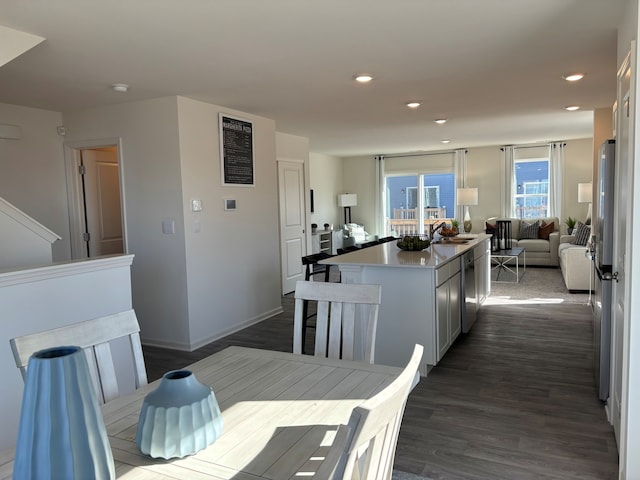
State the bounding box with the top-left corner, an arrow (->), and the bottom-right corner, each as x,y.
313,344 -> 424,480
10,309 -> 148,405
293,280 -> 382,364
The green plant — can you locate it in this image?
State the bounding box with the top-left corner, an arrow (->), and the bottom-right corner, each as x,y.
451,219 -> 459,228
564,216 -> 577,232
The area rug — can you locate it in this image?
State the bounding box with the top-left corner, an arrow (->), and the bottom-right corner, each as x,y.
486,266 -> 591,305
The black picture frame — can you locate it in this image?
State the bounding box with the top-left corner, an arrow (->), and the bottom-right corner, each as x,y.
310,189 -> 315,213
219,113 -> 254,187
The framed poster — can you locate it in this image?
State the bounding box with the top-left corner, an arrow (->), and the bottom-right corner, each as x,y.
219,113 -> 254,186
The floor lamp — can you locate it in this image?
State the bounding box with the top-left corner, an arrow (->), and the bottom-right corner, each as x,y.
457,187 -> 478,233
337,194 -> 357,225
578,182 -> 592,225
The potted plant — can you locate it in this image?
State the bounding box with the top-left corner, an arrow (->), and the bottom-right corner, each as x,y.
565,216 -> 577,235
450,219 -> 460,234
311,223 -> 318,234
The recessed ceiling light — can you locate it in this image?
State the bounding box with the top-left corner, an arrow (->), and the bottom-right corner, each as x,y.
441,139 -> 451,144
563,73 -> 585,82
111,83 -> 129,93
353,74 -> 373,83
565,105 -> 580,111
434,119 -> 447,124
406,102 -> 421,109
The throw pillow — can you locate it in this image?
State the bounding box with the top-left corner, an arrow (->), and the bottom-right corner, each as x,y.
485,221 -> 496,233
574,221 -> 591,246
519,220 -> 540,239
538,221 -> 554,240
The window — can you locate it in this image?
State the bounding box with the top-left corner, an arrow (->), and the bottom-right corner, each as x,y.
385,173 -> 455,235
514,158 -> 549,218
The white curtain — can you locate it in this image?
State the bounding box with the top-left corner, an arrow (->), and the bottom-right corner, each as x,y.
375,156 -> 385,236
501,146 -> 515,217
548,142 -> 564,219
454,149 -> 467,221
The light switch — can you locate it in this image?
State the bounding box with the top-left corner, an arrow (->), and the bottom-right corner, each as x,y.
191,199 -> 203,212
162,219 -> 175,234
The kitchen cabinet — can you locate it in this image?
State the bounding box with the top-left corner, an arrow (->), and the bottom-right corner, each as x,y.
474,240 -> 490,306
436,261 -> 461,361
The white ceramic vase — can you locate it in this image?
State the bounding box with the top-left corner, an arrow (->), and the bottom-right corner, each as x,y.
136,369 -> 223,459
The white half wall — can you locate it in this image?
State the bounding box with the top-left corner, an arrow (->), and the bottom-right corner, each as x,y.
0,255 -> 135,450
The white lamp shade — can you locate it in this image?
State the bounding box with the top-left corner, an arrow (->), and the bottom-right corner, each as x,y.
578,182 -> 592,203
456,188 -> 478,206
337,193 -> 357,207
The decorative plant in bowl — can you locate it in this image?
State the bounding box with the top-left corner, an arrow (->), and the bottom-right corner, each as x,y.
564,216 -> 577,235
439,224 -> 459,239
397,235 -> 431,251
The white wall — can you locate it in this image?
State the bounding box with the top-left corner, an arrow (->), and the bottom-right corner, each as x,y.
341,138 -> 594,236
343,155 -> 378,229
309,152 -> 343,228
0,103 -> 70,261
61,96 -> 282,351
62,97 -> 192,348
177,97 -> 282,348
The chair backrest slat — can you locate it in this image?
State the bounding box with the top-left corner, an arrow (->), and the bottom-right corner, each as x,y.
10,309 -> 148,404
294,280 -> 382,364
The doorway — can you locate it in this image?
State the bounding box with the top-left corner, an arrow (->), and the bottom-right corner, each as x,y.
64,138 -> 126,259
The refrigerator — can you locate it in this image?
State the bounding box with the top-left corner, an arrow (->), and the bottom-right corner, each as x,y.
592,139 -> 615,401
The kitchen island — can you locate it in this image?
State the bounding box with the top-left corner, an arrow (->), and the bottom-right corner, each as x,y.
320,234 -> 491,375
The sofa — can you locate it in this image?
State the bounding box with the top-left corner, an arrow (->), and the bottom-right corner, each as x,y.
342,223 -> 378,248
559,234 -> 593,292
485,217 -> 560,266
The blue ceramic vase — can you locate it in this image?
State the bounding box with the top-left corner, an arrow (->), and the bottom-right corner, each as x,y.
13,346 -> 115,480
136,369 -> 223,459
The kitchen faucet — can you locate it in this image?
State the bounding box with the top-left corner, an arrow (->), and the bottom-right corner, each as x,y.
429,221 -> 448,240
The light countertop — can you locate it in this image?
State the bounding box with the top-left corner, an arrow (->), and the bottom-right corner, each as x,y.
320,234 -> 491,269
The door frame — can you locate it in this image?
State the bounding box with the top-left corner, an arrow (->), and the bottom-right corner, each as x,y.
63,137 -> 128,259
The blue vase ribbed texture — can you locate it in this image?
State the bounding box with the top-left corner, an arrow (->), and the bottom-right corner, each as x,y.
13,345 -> 115,480
136,369 -> 223,459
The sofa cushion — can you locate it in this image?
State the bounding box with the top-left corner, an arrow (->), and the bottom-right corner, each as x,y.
574,221 -> 591,246
518,238 -> 550,253
519,220 -> 540,239
538,221 -> 555,240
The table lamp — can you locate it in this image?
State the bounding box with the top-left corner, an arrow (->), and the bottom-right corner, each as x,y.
457,188 -> 478,233
338,193 -> 357,224
578,182 -> 592,225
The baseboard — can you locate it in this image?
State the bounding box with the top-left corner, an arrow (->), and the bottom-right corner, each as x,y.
140,306 -> 285,352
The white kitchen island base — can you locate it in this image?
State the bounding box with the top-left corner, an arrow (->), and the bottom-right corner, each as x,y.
322,235 -> 491,376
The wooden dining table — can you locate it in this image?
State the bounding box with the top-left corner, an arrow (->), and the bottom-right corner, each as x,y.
0,346 -> 405,480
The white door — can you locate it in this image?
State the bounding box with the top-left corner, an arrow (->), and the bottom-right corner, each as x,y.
81,149 -> 124,256
278,160 -> 307,294
611,49 -> 632,449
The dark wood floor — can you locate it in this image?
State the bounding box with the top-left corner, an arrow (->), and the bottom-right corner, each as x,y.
142,296 -> 619,480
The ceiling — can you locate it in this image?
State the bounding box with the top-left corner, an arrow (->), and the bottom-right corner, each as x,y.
0,0 -> 626,157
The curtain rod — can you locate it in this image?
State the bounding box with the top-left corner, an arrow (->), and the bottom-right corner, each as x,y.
501,142 -> 566,151
377,148 -> 467,159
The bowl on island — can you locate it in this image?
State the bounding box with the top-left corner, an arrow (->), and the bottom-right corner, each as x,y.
397,235 -> 431,251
